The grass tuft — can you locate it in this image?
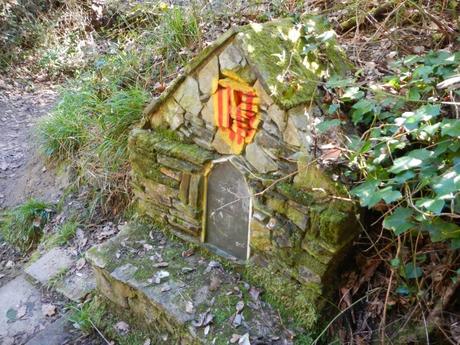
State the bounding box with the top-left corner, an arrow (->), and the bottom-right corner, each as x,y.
44,220 -> 79,249
0,199 -> 53,251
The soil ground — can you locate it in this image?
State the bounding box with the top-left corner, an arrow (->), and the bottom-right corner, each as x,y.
0,77 -> 101,344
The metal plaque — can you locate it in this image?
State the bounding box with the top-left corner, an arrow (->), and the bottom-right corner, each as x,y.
205,161 -> 251,260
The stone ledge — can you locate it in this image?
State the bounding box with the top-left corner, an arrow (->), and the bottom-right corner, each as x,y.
86,223 -> 296,344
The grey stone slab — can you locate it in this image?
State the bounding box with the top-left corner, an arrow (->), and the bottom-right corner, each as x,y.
198,56 -> 219,97
245,142 -> 278,173
56,267 -> 96,302
206,161 -> 251,260
0,275 -> 50,341
25,248 -> 74,284
25,315 -> 71,345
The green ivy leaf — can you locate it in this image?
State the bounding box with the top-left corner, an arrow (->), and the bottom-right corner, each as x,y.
350,179 -> 380,207
389,171 -> 416,184
326,75 -> 355,88
316,119 -> 342,134
441,119 -> 460,137
327,104 -> 340,114
341,87 -> 364,101
422,218 -> 460,242
404,262 -> 423,279
351,99 -> 375,124
390,257 -> 401,268
383,207 -> 416,235
395,104 -> 441,131
415,198 -> 445,214
378,186 -> 402,204
432,170 -> 460,199
408,88 -> 421,101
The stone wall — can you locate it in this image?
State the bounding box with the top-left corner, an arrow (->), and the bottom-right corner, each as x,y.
128,18 -> 360,325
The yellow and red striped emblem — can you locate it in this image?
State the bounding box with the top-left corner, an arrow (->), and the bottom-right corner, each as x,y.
213,77 -> 260,154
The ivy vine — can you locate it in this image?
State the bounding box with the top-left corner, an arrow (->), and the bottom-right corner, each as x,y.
325,50 -> 460,248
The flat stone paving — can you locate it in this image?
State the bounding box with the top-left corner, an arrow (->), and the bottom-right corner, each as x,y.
56,266 -> 96,302
87,223 -> 296,344
25,247 -> 74,284
25,315 -> 71,345
0,275 -> 52,344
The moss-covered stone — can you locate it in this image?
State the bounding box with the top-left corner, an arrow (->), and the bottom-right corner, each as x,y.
265,195 -> 287,214
129,129 -> 214,166
276,182 -> 315,206
236,17 -> 350,110
86,222 -> 297,344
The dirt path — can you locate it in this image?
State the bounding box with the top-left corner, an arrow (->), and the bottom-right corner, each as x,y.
0,79 -> 63,209
0,79 -> 102,344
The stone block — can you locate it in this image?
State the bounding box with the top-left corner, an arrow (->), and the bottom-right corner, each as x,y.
0,276 -> 52,341
253,79 -> 273,108
55,267 -> 96,302
169,208 -> 201,226
25,315 -> 71,345
286,201 -> 308,231
212,129 -> 233,154
267,103 -> 287,132
188,174 -> 202,209
167,215 -> 201,235
250,219 -> 272,252
179,173 -> 191,204
25,248 -> 73,285
219,43 -> 245,71
160,167 -> 182,181
198,56 -> 219,97
157,98 -> 185,130
200,96 -> 214,125
283,116 -> 302,147
265,195 -> 287,214
173,76 -> 202,116
157,155 -> 200,173
254,130 -> 283,150
245,142 -> 277,173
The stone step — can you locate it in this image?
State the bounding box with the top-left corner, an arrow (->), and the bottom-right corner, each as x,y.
25,315 -> 72,345
25,247 -> 96,302
0,275 -> 55,345
86,223 -> 295,345
25,247 -> 74,285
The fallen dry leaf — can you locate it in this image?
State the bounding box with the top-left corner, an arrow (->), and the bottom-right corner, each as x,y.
235,301 -> 244,313
209,276 -> 221,291
115,321 -> 130,333
238,333 -> 250,345
185,301 -> 194,314
42,304 -> 57,317
249,286 -> 261,302
76,258 -> 86,270
230,334 -> 241,344
153,262 -> 169,268
17,305 -> 27,319
232,313 -> 242,327
182,248 -> 194,257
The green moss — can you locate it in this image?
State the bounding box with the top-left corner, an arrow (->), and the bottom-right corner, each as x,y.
294,158 -> 348,199
244,261 -> 320,330
238,17 -> 349,110
276,182 -> 314,206
72,295 -> 187,345
265,195 -> 287,214
286,206 -> 308,230
129,128 -> 214,166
